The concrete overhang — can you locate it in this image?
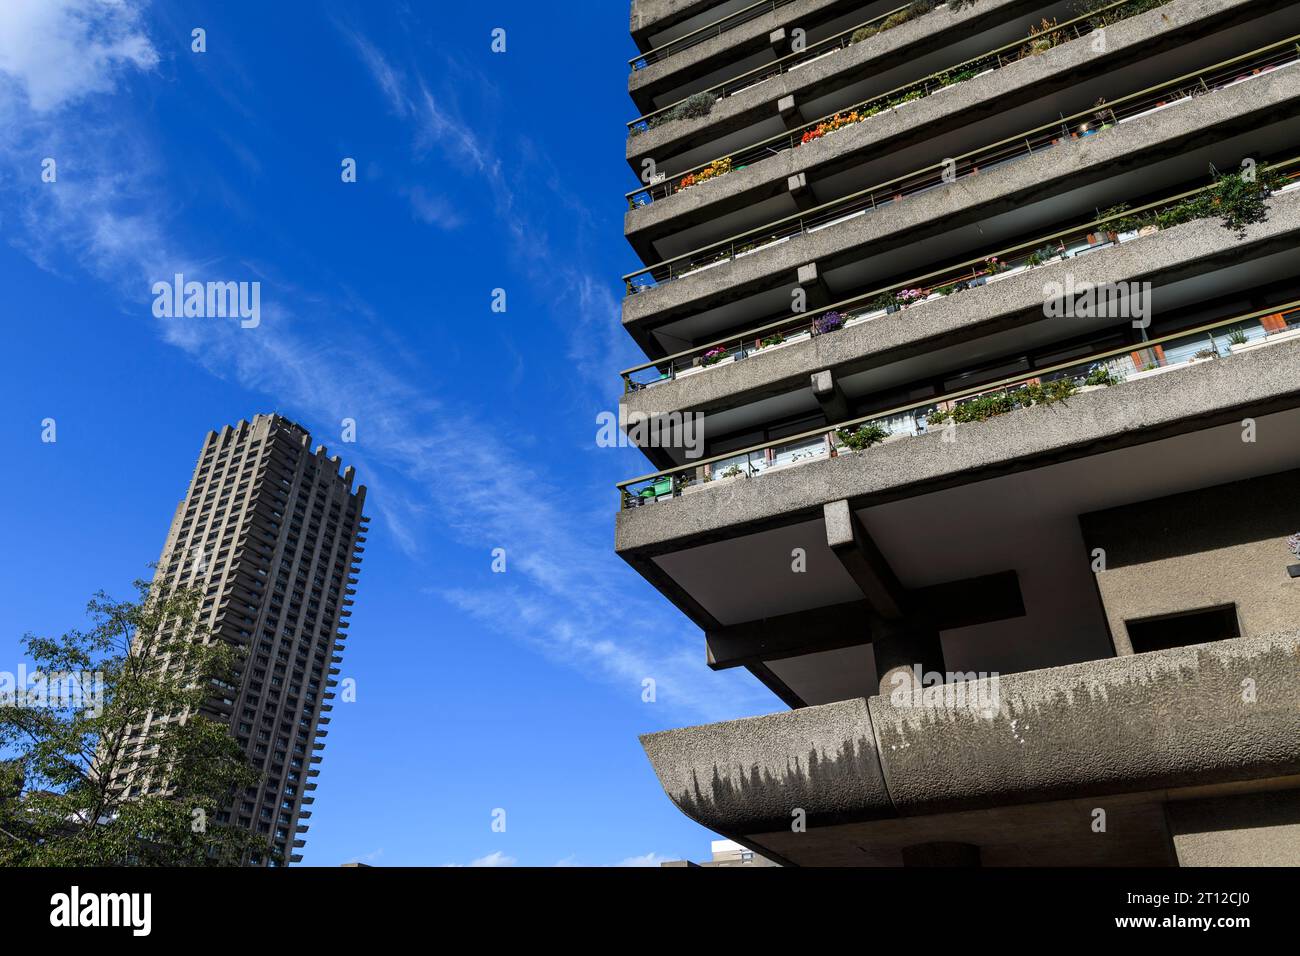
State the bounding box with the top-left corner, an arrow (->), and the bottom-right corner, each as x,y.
631,0 -> 757,52
621,188 -> 1300,428
627,0 -> 1042,137
616,337 -> 1300,660
641,631 -> 1300,865
617,334 -> 1300,557
628,0 -> 905,115
625,0 -> 1299,263
622,63 -> 1300,352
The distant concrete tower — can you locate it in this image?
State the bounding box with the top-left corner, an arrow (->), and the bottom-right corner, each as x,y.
116,413 -> 369,865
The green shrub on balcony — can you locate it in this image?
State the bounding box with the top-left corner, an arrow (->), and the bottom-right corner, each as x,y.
1075,0 -> 1170,30
836,422 -> 890,450
1084,365 -> 1120,387
633,92 -> 717,137
929,379 -> 1077,425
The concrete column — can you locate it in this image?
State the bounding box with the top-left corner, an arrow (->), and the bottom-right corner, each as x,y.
797,261 -> 831,310
778,94 -> 803,129
789,172 -> 815,211
811,370 -> 849,423
870,612 -> 946,699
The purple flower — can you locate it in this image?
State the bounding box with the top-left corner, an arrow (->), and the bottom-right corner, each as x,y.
813,311 -> 844,334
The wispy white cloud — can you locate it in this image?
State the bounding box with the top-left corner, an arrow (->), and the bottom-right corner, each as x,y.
467,850 -> 516,868
401,184 -> 462,230
0,11 -> 773,723
0,0 -> 158,112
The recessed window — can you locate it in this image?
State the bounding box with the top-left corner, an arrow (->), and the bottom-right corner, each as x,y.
1124,604 -> 1240,654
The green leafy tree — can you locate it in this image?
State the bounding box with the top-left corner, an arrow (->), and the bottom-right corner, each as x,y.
0,579 -> 267,866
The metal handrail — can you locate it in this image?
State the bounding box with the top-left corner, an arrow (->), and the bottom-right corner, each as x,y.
626,0 -> 1170,206
629,0 -> 799,72
617,298 -> 1300,503
620,152 -> 1300,388
622,36 -> 1299,289
628,4 -> 911,128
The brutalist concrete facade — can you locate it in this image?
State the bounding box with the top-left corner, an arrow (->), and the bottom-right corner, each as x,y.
113,414 -> 368,865
617,0 -> 1300,865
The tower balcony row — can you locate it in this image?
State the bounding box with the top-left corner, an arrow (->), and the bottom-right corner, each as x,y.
614,307 -> 1300,708
625,7 -> 1300,263
627,0 -> 1041,117
623,0 -> 1287,205
620,61 -> 1300,358
617,170 -> 1300,464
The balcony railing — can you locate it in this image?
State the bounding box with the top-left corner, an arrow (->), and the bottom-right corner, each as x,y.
626,0 -> 1176,205
623,36 -> 1300,292
618,300 -> 1300,507
629,0 -> 802,72
629,4 -> 910,128
620,155 -> 1300,390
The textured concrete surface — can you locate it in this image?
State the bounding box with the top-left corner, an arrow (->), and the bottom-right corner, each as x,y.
623,42 -> 1300,328
621,188 -> 1300,420
616,334 -> 1300,553
1081,469 -> 1300,654
870,631 -> 1300,814
631,0 -> 730,37
630,0 -> 862,100
641,632 -> 1300,839
1167,789 -> 1300,866
627,0 -> 1026,153
624,0 -> 1253,184
626,0 -> 1262,169
639,697 -> 893,833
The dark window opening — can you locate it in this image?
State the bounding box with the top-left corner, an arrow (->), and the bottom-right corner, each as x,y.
1124,604 -> 1240,654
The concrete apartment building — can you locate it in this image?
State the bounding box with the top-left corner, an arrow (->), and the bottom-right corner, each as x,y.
114,414 -> 368,865
616,0 -> 1300,865
661,838 -> 781,866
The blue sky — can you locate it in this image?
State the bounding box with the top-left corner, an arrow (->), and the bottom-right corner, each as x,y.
0,0 -> 780,866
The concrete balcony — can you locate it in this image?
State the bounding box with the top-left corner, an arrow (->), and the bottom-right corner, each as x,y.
622,63 -> 1300,357
627,0 -> 1106,182
629,0 -> 907,115
619,185 -> 1300,456
641,631 -> 1300,865
615,328 -> 1300,705
625,0 -> 1300,264
630,0 -> 757,52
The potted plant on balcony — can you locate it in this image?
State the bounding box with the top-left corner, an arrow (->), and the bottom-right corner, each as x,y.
700,346 -> 729,367
1078,364 -> 1121,392
835,422 -> 889,453
812,311 -> 845,335
983,256 -> 1023,283
757,332 -> 787,351
1188,347 -> 1219,365
1025,244 -> 1064,267
1287,534 -> 1300,578
859,293 -> 897,320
